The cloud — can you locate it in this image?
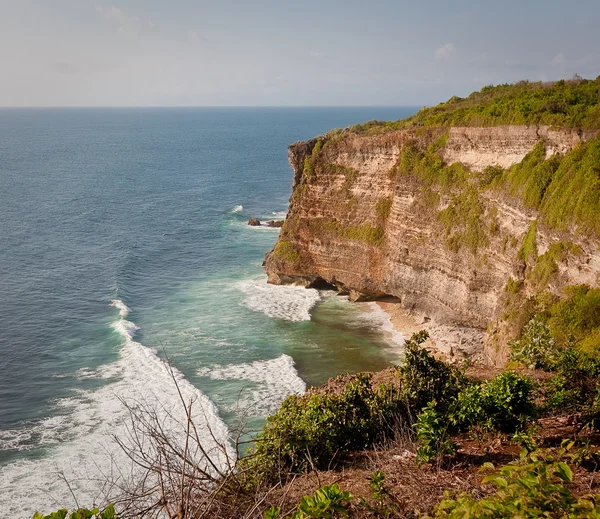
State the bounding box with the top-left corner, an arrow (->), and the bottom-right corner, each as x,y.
309,50 -> 325,59
435,43 -> 455,60
95,5 -> 152,35
551,52 -> 567,65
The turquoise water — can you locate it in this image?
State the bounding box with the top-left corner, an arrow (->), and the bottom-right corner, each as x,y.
0,107 -> 416,516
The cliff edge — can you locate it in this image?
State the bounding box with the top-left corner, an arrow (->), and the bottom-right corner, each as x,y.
265,79 -> 600,366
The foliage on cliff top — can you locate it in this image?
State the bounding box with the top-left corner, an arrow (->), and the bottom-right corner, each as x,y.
349,77 -> 600,133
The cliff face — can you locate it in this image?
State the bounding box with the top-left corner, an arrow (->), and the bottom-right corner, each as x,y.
265,125 -> 600,365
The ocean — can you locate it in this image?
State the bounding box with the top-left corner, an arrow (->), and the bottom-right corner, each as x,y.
0,106 -> 417,516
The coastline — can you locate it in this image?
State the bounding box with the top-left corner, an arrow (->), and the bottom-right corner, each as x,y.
374,300 -> 486,364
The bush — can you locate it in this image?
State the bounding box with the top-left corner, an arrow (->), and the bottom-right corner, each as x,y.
475,372 -> 535,432
399,331 -> 466,416
543,347 -> 600,414
426,451 -> 600,519
414,401 -> 457,464
510,318 -> 559,370
33,506 -> 117,519
245,372 -> 402,477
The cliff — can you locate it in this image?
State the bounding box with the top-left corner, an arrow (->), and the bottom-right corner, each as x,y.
265,122 -> 600,365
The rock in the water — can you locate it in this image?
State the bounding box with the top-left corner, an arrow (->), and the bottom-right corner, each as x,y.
267,220 -> 284,228
248,217 -> 261,226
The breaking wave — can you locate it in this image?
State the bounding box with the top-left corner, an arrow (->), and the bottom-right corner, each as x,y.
236,277 -> 320,322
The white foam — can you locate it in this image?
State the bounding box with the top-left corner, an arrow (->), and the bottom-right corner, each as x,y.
198,354 -> 306,415
363,302 -> 406,347
0,302 -> 232,518
110,299 -> 130,318
231,204 -> 243,213
236,277 -> 320,322
262,210 -> 287,220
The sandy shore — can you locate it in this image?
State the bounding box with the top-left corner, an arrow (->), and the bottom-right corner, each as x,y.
375,300 -> 486,364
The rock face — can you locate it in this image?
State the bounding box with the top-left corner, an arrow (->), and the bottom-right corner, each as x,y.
264,125 -> 600,365
248,217 -> 261,226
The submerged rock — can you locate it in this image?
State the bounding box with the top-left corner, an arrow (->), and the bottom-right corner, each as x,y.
248,217 -> 261,226
267,220 -> 284,228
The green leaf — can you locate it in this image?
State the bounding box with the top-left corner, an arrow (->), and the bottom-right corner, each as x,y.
554,462 -> 573,482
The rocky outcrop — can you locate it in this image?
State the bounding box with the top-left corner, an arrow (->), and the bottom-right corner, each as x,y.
267,220 -> 284,228
264,125 -> 600,365
248,217 -> 261,226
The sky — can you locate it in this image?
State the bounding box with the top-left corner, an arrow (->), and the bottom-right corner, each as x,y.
1,0 -> 599,107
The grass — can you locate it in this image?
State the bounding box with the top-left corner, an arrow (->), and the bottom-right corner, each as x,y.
518,220 -> 538,263
311,219 -> 385,247
492,136 -> 600,238
272,240 -> 301,263
531,242 -> 582,288
375,198 -> 392,220
437,187 -> 489,253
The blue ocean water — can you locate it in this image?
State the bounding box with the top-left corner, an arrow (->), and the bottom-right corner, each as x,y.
0,107 -> 416,516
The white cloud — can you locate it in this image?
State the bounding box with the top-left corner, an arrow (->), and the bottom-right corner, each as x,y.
95,5 -> 151,35
435,43 -> 455,60
551,52 -> 567,65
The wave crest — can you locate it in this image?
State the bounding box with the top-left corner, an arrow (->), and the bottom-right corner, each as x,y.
198,354 -> 306,415
236,278 -> 320,321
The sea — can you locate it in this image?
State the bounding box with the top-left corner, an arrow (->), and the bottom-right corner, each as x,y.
0,106 -> 417,517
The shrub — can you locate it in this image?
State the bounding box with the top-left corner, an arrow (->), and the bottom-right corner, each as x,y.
455,372 -> 534,433
399,331 -> 466,416
414,401 -> 457,464
33,506 -> 117,519
543,347 -> 600,413
510,318 -> 559,370
245,372 -> 402,476
426,451 -> 600,519
548,285 -> 600,346
264,484 -> 352,519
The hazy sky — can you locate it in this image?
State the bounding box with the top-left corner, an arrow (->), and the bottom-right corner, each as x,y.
1,0 -> 599,107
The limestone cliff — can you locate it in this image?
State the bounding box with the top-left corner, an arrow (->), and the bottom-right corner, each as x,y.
265,124 -> 600,365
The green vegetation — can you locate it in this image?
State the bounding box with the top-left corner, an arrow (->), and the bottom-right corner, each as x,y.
243,372 -> 400,476
33,506 -> 117,519
427,447 -> 600,519
244,331 -> 467,477
414,370 -> 534,464
375,197 -> 392,220
303,139 -> 323,179
350,77 -> 600,133
272,239 -> 301,263
518,220 -> 538,263
531,241 -> 582,288
510,318 -> 558,370
343,224 -> 384,245
438,187 -> 489,253
314,219 -> 385,247
396,141 -> 468,191
264,484 -> 352,519
548,285 -> 600,348
494,136 -> 600,237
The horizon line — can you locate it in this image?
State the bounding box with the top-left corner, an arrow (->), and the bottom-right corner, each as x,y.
0,104 -> 424,109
